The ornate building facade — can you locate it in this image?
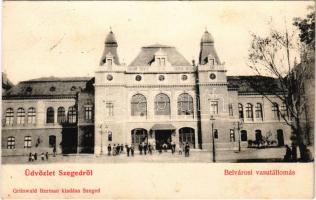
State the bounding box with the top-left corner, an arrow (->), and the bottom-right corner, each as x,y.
2,30 -> 292,156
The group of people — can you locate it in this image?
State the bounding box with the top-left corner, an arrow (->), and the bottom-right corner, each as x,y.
28,152 -> 49,162
107,144 -> 136,156
284,143 -> 313,162
106,141 -> 192,157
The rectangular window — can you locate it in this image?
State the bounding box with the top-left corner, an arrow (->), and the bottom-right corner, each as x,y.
108,131 -> 112,142
84,106 -> 93,121
24,136 -> 32,148
230,129 -> 235,142
7,137 -> 15,149
161,58 -> 165,66
210,101 -> 218,114
106,102 -> 114,116
107,59 -> 112,66
214,129 -> 218,139
228,104 -> 233,116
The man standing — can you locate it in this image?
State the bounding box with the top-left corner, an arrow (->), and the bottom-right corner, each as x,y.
131,145 -> 135,157
53,145 -> 56,157
107,144 -> 112,156
127,145 -> 130,157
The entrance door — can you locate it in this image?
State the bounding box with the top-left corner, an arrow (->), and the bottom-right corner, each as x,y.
155,130 -> 172,149
277,129 -> 284,146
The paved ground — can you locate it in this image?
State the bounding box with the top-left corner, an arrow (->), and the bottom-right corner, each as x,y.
3,147 -> 313,164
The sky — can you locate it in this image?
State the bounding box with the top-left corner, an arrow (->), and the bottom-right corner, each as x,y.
2,1 -> 313,84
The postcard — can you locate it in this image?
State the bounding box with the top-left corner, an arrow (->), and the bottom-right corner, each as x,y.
1,1 -> 315,199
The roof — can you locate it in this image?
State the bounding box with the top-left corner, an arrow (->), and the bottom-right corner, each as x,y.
201,30 -> 214,43
129,44 -> 191,66
3,76 -> 93,99
105,31 -> 117,44
227,75 -> 282,93
2,72 -> 14,91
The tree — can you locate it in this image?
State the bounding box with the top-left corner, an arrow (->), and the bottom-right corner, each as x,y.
247,9 -> 314,161
293,6 -> 315,50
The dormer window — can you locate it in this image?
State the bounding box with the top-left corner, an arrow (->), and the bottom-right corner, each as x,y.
154,48 -> 167,66
105,52 -> 114,67
107,59 -> 113,66
208,54 -> 215,66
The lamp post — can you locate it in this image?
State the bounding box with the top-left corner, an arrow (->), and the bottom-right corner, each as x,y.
210,115 -> 216,162
235,119 -> 243,152
99,124 -> 103,155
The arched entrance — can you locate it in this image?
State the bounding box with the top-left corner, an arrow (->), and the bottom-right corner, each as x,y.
131,128 -> 148,145
179,127 -> 195,148
277,129 -> 284,146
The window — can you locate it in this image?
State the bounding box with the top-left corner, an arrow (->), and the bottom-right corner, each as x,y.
230,129 -> 235,142
238,104 -> 244,119
7,136 -> 15,149
210,101 -> 218,114
27,107 -> 36,124
57,107 -> 66,124
106,103 -> 114,116
178,93 -> 193,115
131,94 -> 147,116
272,103 -> 280,120
280,103 -> 288,118
108,131 -> 112,142
107,74 -> 113,81
255,103 -> 263,120
245,103 -> 253,120
84,106 -> 93,121
46,107 -> 54,123
5,108 -> 14,125
158,75 -> 165,81
107,59 -> 112,66
213,129 -> 218,139
49,135 -> 56,148
24,136 -> 32,148
135,75 -> 142,81
241,130 -> 247,141
154,93 -> 170,115
228,104 -> 233,116
68,106 -> 77,123
17,108 -> 25,125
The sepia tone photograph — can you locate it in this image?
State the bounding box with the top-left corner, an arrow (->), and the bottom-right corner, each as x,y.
1,1 -> 314,166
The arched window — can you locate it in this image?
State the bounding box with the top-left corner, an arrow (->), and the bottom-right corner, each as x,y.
131,94 -> 147,116
17,108 -> 25,125
49,135 -> 56,148
24,136 -> 32,148
57,107 -> 66,124
131,129 -> 148,145
5,108 -> 14,125
255,103 -> 263,120
27,107 -> 36,124
68,106 -> 77,123
7,136 -> 15,149
46,107 -> 54,123
238,104 -> 244,119
154,93 -> 170,115
245,103 -> 253,120
179,127 -> 195,148
240,130 -> 247,141
272,103 -> 280,120
177,93 -> 193,115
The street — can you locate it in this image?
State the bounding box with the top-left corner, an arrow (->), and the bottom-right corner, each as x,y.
3,147 -> 313,164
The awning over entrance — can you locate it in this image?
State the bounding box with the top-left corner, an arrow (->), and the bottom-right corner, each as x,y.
151,124 -> 176,130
